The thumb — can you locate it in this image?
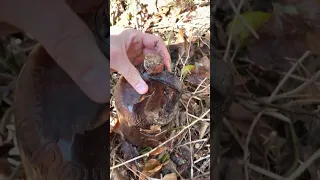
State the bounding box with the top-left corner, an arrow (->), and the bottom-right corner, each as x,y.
116,54 -> 148,94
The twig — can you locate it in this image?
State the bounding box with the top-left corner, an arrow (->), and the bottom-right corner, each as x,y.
185,112 -> 210,121
243,111 -> 264,180
247,163 -> 285,180
284,99 -> 320,107
285,148 -> 320,180
236,94 -> 320,117
274,69 -> 320,101
275,71 -> 320,87
194,154 -> 210,164
193,78 -> 208,95
176,138 -> 208,148
110,109 -> 210,170
223,118 -> 245,151
284,122 -> 299,177
268,51 -> 310,103
263,111 -> 290,123
264,111 -> 300,176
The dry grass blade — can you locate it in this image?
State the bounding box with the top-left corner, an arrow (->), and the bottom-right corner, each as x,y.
243,111 -> 264,180
285,148 -> 320,180
267,51 -> 310,103
110,109 -> 210,170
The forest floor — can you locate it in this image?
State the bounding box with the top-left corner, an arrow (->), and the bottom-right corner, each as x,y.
110,0 -> 210,180
1,0 -> 320,180
213,0 -> 320,180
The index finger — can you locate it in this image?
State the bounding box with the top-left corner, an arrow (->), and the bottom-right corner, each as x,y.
140,33 -> 171,71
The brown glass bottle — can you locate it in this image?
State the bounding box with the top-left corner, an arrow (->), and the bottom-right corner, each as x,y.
13,2 -> 110,180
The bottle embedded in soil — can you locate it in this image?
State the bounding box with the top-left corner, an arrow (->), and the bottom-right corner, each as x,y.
113,53 -> 182,148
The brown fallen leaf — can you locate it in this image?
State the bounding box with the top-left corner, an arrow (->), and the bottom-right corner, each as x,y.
140,125 -> 161,134
186,56 -> 210,85
163,173 -> 177,180
248,1 -> 320,71
144,159 -> 161,171
139,170 -> 152,180
199,121 -> 210,139
139,159 -> 162,180
149,146 -> 168,156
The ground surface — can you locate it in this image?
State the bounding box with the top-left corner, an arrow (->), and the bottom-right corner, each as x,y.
0,0 -> 210,180
110,0 -> 210,180
2,0 -> 320,180
213,0 -> 320,180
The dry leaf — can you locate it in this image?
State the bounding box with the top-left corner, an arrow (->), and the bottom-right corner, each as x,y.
247,3 -> 320,71
186,56 -> 210,85
199,122 -> 210,139
150,146 -> 168,156
147,164 -> 162,174
139,159 -> 162,180
140,125 -> 161,134
139,170 -> 152,180
163,173 -> 178,180
144,159 -> 161,171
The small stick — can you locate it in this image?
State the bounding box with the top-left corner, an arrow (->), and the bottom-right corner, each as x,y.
285,148 -> 320,180
243,111 -> 264,180
110,109 -> 210,170
247,163 -> 285,180
268,51 -> 310,103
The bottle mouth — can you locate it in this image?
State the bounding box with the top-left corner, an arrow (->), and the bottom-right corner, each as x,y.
143,53 -> 165,75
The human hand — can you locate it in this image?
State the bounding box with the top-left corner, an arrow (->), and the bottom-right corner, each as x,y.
110,27 -> 171,94
0,0 -> 109,103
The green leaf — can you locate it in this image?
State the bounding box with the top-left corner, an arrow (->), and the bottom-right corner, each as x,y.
227,11 -> 271,45
140,147 -> 153,154
160,153 -> 169,163
181,64 -> 195,77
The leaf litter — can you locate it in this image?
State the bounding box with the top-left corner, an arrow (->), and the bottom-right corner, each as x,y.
214,0 -> 320,179
110,0 -> 210,179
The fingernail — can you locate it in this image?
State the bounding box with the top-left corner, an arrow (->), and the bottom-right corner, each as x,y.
135,81 -> 148,94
